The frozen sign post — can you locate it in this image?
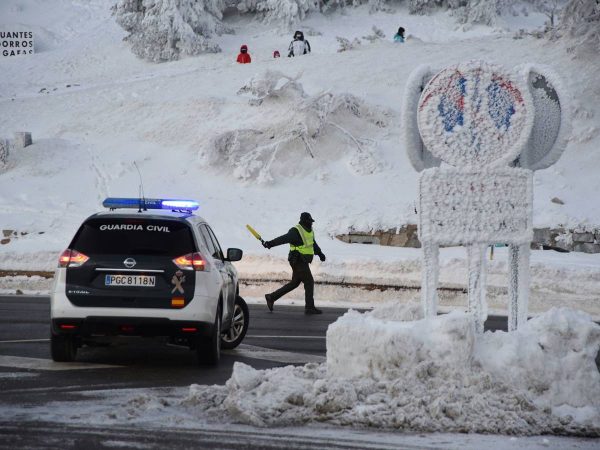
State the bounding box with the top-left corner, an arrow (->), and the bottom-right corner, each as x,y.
403,60 -> 570,332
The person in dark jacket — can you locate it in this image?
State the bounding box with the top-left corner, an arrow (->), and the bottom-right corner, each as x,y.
393,27 -> 405,43
262,212 -> 326,314
288,30 -> 311,57
237,44 -> 251,64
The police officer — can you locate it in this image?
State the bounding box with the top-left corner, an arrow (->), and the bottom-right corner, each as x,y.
263,212 -> 326,314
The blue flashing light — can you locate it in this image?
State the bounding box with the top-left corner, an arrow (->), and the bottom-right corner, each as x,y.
102,197 -> 199,212
161,199 -> 200,210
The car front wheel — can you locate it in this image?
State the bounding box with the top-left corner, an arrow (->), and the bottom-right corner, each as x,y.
221,296 -> 249,350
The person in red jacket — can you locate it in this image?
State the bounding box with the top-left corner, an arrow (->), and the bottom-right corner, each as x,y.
236,45 -> 251,64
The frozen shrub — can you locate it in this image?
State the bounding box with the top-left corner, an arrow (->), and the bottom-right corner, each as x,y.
113,0 -> 229,62
237,70 -> 306,105
201,72 -> 390,182
336,36 -> 361,52
362,25 -> 386,42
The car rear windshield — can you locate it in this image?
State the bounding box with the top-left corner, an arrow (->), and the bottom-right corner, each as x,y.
71,218 -> 196,256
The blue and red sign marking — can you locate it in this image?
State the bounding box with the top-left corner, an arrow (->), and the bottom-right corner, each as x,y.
417,61 -> 529,167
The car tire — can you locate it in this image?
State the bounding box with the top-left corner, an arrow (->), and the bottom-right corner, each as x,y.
50,333 -> 77,362
197,303 -> 221,366
221,296 -> 249,350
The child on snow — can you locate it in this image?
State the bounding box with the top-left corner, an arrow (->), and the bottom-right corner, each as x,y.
288,31 -> 311,57
393,27 -> 405,43
273,50 -> 280,58
237,45 -> 251,64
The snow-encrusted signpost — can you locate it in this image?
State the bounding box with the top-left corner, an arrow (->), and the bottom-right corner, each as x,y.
404,60 -> 570,332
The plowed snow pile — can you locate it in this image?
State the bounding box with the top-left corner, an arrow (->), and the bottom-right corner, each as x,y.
187,304 -> 600,435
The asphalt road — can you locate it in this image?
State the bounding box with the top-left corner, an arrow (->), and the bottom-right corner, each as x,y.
0,295 -> 511,449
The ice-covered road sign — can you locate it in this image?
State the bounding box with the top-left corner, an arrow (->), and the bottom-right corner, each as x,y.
405,60 -> 570,333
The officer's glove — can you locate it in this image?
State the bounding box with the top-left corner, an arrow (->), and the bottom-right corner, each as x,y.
262,240 -> 272,249
319,253 -> 326,262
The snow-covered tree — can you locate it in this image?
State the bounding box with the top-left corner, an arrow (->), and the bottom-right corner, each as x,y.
336,36 -> 361,51
113,0 -> 230,62
451,0 -> 519,26
0,140 -> 9,170
362,25 -> 386,41
558,0 -> 600,51
236,0 -> 321,28
529,0 -> 565,27
408,0 -> 447,15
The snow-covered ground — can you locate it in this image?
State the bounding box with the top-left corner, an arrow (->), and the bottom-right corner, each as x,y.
1,0 -> 600,445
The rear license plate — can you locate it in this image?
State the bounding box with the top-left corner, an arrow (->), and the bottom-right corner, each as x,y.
105,274 -> 156,287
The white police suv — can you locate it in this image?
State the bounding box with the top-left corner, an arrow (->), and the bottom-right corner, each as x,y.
50,198 -> 248,365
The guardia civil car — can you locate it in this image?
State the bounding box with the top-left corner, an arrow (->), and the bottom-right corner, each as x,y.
50,198 -> 249,365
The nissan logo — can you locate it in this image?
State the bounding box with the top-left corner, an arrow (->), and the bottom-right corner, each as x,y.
123,258 -> 136,269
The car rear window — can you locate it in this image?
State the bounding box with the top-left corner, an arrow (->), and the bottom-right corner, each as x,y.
71,218 -> 196,256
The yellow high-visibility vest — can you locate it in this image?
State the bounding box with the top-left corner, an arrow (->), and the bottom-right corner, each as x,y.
290,224 -> 314,255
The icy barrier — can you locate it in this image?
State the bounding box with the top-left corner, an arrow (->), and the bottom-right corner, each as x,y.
187,304 -> 600,435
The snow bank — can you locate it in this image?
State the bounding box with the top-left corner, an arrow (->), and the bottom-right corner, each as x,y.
476,308 -> 600,411
187,304 -> 600,435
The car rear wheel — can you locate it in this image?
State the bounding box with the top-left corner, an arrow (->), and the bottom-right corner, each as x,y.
197,304 -> 221,366
221,296 -> 249,350
50,333 -> 77,362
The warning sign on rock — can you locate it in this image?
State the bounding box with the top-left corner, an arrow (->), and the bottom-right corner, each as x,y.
1,31 -> 34,57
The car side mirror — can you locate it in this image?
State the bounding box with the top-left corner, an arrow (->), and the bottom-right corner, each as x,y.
227,248 -> 243,262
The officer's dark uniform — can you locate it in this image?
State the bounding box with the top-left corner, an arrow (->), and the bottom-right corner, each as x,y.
263,212 -> 326,314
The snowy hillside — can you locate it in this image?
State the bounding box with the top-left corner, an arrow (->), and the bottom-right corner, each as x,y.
0,0 -> 599,309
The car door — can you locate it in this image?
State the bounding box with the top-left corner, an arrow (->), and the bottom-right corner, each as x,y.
198,224 -> 231,322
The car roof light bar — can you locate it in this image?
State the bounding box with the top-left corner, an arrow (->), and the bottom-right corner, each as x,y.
102,198 -> 199,212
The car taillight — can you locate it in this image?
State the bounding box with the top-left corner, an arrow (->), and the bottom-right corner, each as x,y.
58,249 -> 89,268
172,252 -> 206,271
